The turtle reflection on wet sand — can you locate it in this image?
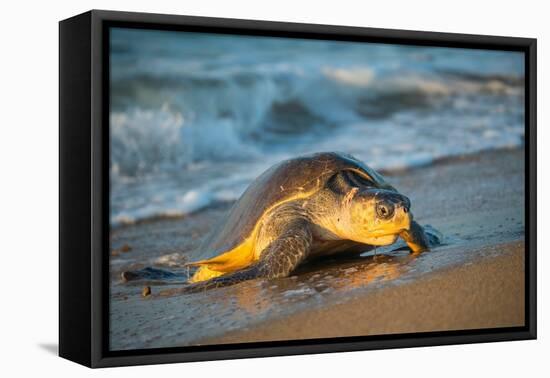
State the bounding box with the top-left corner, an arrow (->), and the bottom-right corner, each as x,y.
122,152 -> 441,293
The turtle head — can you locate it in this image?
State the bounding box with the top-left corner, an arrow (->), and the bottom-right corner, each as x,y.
336,188 -> 412,245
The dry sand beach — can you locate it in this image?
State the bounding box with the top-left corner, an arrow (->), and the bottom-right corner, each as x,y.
109,147 -> 525,350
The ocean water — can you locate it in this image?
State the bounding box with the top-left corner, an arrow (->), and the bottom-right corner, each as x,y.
110,28 -> 525,226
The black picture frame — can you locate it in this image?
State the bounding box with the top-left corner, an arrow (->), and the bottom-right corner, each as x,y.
59,9 -> 537,368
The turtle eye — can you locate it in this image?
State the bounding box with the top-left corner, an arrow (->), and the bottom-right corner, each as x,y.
376,201 -> 395,219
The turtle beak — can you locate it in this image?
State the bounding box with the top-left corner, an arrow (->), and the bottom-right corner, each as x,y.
394,204 -> 411,231
403,209 -> 412,231
396,197 -> 412,231
403,196 -> 411,212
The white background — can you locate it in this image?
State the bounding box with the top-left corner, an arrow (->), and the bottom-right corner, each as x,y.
0,0 -> 547,376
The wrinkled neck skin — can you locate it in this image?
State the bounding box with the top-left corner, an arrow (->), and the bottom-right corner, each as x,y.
304,188 -> 402,246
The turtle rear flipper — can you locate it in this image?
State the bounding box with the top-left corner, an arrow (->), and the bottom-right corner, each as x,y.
120,267 -> 187,284
184,237 -> 256,283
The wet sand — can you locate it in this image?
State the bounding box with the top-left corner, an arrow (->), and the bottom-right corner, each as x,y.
109,148 -> 525,350
209,243 -> 524,343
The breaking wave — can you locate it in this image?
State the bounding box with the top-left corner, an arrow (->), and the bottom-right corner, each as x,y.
109,28 -> 525,225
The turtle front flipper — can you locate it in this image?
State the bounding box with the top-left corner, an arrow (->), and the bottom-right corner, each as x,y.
400,220 -> 442,254
178,219 -> 312,293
